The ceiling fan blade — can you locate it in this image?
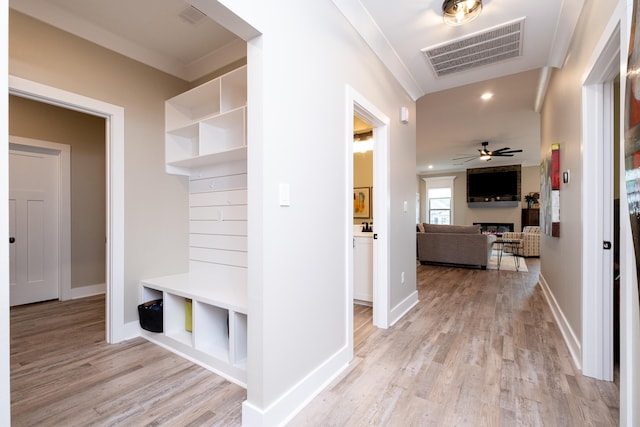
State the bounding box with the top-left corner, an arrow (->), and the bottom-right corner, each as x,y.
492,153 -> 514,157
492,147 -> 511,153
452,154 -> 477,160
495,149 -> 523,155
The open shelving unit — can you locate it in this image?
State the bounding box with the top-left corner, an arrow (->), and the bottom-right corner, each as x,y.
140,274 -> 247,386
164,66 -> 247,176
140,65 -> 248,387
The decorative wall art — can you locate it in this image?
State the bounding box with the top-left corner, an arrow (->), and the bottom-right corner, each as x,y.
624,0 -> 640,305
353,187 -> 370,218
540,143 -> 560,237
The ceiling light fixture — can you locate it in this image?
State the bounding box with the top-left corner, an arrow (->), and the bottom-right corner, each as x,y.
354,130 -> 374,153
481,92 -> 493,100
442,0 -> 483,26
479,145 -> 492,161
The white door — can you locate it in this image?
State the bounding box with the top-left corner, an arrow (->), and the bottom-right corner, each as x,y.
9,150 -> 59,306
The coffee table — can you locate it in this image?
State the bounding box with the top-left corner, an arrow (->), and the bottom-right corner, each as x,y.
494,238 -> 522,271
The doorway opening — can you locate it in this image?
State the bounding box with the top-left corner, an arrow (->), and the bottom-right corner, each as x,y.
353,115 -> 375,339
346,86 -> 391,359
9,96 -> 106,306
581,19 -> 620,381
9,75 -> 126,344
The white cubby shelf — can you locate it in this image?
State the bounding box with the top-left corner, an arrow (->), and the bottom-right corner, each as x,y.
165,65 -> 247,176
140,273 -> 248,387
143,64 -> 249,387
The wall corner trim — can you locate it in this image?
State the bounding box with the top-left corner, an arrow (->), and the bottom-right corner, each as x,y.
241,346 -> 350,426
389,290 -> 419,327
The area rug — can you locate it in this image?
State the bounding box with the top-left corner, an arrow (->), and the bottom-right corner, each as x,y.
487,250 -> 528,272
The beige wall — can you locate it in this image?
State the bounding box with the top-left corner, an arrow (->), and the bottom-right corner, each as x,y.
418,165 -> 540,230
353,150 -> 373,224
9,95 -> 106,289
539,0 -> 618,346
9,10 -> 191,321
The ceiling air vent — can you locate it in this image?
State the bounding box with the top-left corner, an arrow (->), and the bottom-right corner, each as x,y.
422,18 -> 525,77
179,5 -> 207,25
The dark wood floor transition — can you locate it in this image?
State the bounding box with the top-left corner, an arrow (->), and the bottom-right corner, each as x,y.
11,258 -> 619,426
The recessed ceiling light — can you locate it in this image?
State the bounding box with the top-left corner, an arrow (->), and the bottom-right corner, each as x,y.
481,92 -> 493,100
428,165 -> 434,169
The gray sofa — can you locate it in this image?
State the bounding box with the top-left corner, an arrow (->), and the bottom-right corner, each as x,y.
417,224 -> 496,269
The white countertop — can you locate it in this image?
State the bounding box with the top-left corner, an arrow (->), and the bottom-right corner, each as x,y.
353,224 -> 374,237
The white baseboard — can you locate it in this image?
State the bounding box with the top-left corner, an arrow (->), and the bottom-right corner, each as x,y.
123,321 -> 142,341
389,290 -> 419,327
241,346 -> 350,427
538,273 -> 582,370
65,283 -> 106,300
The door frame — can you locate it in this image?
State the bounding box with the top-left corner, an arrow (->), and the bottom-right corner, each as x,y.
8,75 -> 126,344
346,86 -> 390,348
581,8 -> 621,380
9,137 -> 71,302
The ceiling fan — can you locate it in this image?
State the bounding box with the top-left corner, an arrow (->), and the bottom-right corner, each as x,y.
453,141 -> 523,163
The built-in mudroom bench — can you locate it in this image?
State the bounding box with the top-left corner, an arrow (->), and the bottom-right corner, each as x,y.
140,274 -> 247,386
139,65 -> 248,387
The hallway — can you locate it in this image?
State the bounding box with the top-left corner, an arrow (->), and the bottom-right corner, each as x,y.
291,259 -> 619,426
10,259 -> 619,426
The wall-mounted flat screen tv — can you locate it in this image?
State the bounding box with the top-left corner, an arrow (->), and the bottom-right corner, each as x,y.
467,165 -> 521,203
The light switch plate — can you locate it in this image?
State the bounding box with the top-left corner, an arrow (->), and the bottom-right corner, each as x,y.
279,182 -> 290,206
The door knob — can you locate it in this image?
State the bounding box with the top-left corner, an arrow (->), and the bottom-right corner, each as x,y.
9,237 -> 15,244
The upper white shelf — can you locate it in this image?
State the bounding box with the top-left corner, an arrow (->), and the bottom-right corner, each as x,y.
165,65 -> 247,175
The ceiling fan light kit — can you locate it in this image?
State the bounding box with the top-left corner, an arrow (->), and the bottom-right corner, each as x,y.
442,0 -> 483,26
453,141 -> 523,163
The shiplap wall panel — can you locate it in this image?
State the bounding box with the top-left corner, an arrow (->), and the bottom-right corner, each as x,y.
190,220 -> 247,236
190,205 -> 247,221
190,189 -> 247,206
190,174 -> 247,194
189,162 -> 247,272
190,247 -> 247,267
189,261 -> 247,284
190,235 -> 247,252
191,160 -> 247,178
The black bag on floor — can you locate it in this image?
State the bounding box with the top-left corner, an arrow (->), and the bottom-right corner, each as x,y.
138,299 -> 163,332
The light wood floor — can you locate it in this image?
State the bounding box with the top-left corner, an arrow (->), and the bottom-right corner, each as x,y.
290,259 -> 620,426
10,296 -> 245,426
11,260 -> 619,426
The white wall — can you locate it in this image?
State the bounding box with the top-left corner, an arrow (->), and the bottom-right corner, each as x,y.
210,1 -> 417,424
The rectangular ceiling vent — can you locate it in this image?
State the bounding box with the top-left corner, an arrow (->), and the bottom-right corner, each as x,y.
179,5 -> 207,25
422,18 -> 525,77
